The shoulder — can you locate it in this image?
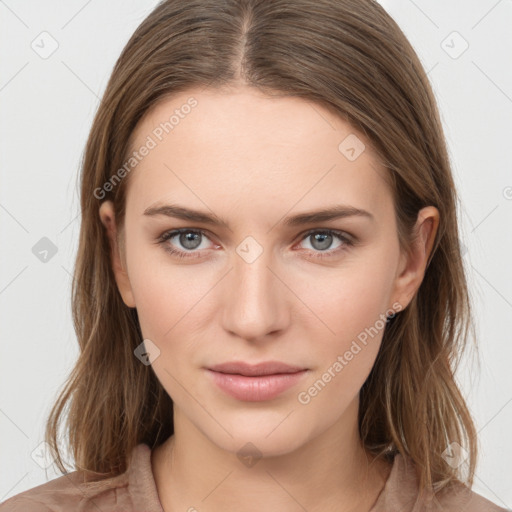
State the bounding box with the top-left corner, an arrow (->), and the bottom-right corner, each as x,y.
373,452 -> 508,512
0,444 -> 155,512
0,469 -> 129,512
431,482 -> 509,512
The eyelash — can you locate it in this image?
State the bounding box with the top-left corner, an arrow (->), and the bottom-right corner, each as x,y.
156,228 -> 355,260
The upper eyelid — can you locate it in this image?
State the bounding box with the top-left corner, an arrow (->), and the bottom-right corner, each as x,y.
160,227 -> 353,248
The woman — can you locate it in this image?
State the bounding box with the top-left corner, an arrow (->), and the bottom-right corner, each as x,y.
1,0 -> 507,510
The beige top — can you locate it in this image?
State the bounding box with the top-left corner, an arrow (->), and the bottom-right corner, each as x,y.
0,443 -> 507,511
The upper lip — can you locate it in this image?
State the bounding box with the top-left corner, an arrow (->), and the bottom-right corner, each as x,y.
207,361 -> 307,376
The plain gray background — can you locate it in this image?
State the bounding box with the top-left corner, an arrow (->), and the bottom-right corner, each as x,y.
1,0 -> 511,507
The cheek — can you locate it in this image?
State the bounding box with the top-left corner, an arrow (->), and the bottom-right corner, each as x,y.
124,238 -> 185,340
125,239 -> 220,352
129,268 -> 206,342
294,267 -> 392,417
126,258 -> 212,400
291,249 -> 396,391
299,256 -> 394,342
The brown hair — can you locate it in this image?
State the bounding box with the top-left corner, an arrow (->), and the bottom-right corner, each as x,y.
45,0 -> 479,500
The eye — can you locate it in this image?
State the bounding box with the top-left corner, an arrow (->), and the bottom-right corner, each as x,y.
295,229 -> 354,259
157,228 -> 355,260
157,228 -> 216,259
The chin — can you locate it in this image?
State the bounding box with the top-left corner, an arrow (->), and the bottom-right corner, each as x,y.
201,413 -> 313,459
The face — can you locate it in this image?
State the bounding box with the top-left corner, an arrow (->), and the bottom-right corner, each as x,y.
100,84 -> 437,457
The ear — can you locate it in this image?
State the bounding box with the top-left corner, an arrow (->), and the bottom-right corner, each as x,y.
99,200 -> 136,308
391,206 -> 440,311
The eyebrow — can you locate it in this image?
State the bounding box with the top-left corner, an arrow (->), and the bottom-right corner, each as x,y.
143,203 -> 374,228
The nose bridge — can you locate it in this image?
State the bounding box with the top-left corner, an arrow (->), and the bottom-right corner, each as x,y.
221,236 -> 288,341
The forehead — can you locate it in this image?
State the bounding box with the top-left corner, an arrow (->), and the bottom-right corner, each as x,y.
125,85 -> 393,223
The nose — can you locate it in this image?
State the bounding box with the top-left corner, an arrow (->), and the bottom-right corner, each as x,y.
221,243 -> 290,343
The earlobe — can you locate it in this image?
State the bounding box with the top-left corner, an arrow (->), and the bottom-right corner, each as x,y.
391,206 -> 440,311
98,200 -> 136,308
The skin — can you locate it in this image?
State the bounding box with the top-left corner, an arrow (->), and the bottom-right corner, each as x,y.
99,84 -> 439,512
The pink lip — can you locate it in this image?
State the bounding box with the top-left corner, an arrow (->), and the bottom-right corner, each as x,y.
206,361 -> 308,401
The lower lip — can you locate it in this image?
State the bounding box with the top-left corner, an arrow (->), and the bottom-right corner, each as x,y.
206,369 -> 308,402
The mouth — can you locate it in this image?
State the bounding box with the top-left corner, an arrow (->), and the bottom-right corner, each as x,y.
205,361 -> 309,401
207,360 -> 307,377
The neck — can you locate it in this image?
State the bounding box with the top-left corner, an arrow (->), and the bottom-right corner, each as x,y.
151,396 -> 391,512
